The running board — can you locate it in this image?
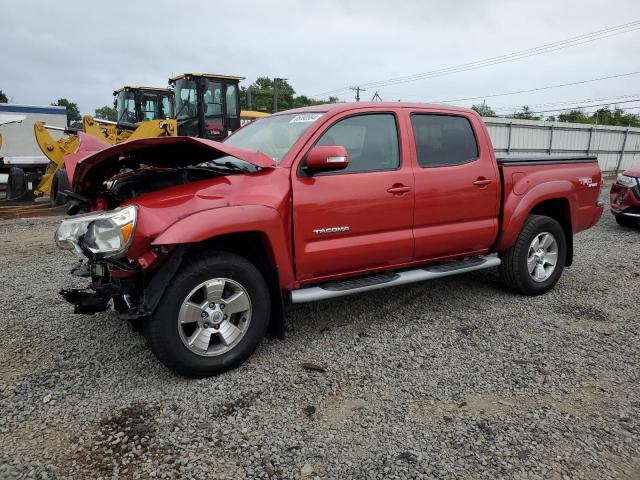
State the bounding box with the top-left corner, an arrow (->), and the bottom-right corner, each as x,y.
290,255 -> 501,303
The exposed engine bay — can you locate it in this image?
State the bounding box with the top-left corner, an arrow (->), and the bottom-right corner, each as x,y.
106,167 -> 220,206
65,158 -> 258,213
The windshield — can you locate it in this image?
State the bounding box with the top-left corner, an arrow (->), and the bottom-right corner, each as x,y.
223,112 -> 324,162
140,93 -> 161,121
116,91 -> 137,123
161,93 -> 173,119
175,79 -> 197,121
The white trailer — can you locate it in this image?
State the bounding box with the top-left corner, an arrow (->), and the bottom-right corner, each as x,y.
0,104 -> 67,198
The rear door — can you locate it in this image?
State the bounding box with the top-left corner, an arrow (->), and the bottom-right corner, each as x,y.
409,111 -> 500,260
292,111 -> 414,282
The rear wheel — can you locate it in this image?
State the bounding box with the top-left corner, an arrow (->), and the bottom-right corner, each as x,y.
144,252 -> 270,377
6,167 -> 26,199
615,214 -> 639,228
499,215 -> 567,295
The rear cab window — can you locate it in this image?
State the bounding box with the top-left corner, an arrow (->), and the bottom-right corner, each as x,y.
411,114 -> 479,167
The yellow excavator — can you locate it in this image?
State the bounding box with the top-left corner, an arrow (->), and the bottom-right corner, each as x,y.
18,75 -> 268,204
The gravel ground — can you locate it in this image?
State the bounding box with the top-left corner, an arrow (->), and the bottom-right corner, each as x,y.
1,191 -> 639,479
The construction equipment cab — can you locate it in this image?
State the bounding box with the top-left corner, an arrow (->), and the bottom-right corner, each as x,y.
114,86 -> 174,124
170,73 -> 242,140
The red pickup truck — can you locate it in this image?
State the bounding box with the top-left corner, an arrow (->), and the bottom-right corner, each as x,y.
55,103 -> 604,377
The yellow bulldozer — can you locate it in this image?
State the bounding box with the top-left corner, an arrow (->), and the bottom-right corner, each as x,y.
10,74 -> 268,204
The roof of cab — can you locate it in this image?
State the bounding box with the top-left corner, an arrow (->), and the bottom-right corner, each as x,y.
113,86 -> 171,94
169,73 -> 245,82
272,102 -> 477,116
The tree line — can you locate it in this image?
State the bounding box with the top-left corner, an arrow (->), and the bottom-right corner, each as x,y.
4,85 -> 638,128
471,102 -> 640,127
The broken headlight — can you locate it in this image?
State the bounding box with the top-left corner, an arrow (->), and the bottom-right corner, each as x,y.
617,174 -> 639,188
55,205 -> 137,259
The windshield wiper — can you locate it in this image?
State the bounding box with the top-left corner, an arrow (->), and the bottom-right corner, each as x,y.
189,162 -> 254,174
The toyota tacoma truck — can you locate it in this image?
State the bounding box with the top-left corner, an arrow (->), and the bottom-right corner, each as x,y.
54,103 -> 604,377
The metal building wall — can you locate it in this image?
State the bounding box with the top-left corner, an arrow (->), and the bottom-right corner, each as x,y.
484,117 -> 640,172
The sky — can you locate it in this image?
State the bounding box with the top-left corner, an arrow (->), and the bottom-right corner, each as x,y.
1,0 -> 639,117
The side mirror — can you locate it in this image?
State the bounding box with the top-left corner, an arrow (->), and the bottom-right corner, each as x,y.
305,145 -> 349,174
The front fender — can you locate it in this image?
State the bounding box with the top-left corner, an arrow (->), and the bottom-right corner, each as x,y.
495,180 -> 576,252
151,205 -> 294,288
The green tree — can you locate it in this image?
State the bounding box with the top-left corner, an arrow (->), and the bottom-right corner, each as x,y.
551,106 -> 640,127
471,102 -> 496,117
52,98 -> 81,126
508,106 -> 541,120
94,105 -> 117,121
557,109 -> 590,124
241,78 -> 338,113
0,90 -> 8,103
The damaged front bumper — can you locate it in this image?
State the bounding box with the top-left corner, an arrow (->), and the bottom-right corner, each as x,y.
60,288 -> 111,315
59,246 -> 187,321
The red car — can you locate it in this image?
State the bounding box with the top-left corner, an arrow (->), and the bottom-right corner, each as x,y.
55,103 -> 604,377
610,167 -> 640,227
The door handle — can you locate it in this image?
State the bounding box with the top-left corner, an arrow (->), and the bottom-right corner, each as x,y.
473,178 -> 493,187
387,184 -> 412,194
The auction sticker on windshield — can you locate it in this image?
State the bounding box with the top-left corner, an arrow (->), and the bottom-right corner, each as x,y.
289,113 -> 324,123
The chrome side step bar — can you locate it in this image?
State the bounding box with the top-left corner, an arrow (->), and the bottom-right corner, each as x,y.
290,255 -> 501,303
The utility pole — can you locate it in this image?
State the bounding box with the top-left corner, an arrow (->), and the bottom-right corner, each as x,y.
272,77 -> 287,113
371,91 -> 383,102
349,86 -> 366,102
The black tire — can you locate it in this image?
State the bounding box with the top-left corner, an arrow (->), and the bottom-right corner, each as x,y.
144,251 -> 270,378
50,167 -> 70,206
499,215 -> 567,296
6,167 -> 26,199
615,214 -> 639,228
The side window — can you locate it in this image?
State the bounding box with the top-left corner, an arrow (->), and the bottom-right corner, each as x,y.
411,114 -> 478,167
316,114 -> 399,173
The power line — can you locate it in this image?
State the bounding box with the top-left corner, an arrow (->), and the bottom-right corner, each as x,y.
434,71 -> 640,104
492,93 -> 640,111
313,20 -> 640,97
494,98 -> 640,117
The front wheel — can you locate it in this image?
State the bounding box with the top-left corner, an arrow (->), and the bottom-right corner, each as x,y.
499,215 -> 567,295
144,252 -> 270,377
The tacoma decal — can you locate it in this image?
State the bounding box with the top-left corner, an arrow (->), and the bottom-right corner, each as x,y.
313,226 -> 350,235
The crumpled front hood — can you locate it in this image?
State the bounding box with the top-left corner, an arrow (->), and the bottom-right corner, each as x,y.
70,136 -> 276,195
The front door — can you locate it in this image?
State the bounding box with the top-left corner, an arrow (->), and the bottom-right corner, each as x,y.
292,112 -> 414,282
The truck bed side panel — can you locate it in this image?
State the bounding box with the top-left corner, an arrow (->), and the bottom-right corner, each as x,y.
495,161 -> 603,252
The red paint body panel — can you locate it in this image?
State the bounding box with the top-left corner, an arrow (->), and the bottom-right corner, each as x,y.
495,163 -> 603,251
78,102 -> 604,293
63,132 -> 110,183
